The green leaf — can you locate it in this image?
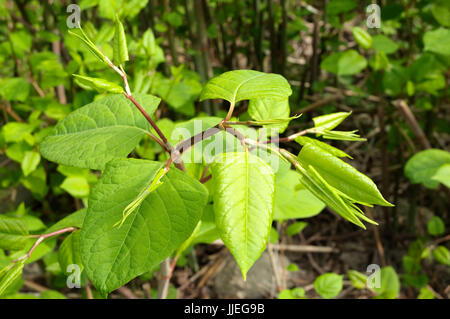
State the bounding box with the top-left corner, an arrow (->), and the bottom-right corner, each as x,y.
373,266 -> 400,299
278,287 -> 306,299
431,0 -> 450,27
0,78 -> 31,102
248,97 -> 291,132
210,151 -> 275,279
40,290 -> 67,299
40,94 -> 161,170
73,74 -> 123,94
427,216 -> 445,236
298,144 -> 392,206
286,222 -> 308,236
432,246 -> 450,266
418,287 -> 435,299
200,70 -> 292,104
404,149 -> 450,189
113,16 -> 129,65
273,170 -> 325,220
347,270 -> 367,289
59,231 -> 84,275
314,273 -> 343,299
326,0 -> 357,15
80,159 -> 208,294
295,136 -> 351,158
351,27 -> 372,49
423,28 -> 450,56
60,176 -> 90,198
432,163 -> 450,188
321,50 -> 367,76
312,112 -> 351,131
68,27 -> 109,64
46,209 -> 86,234
0,215 -> 29,250
0,260 -> 26,297
21,151 -> 41,176
371,35 -> 399,54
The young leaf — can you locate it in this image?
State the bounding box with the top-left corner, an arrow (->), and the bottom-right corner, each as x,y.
210,151 -> 275,280
373,266 -> 400,299
113,16 -> 129,65
431,163 -> 450,188
40,94 -> 161,170
200,70 -> 292,104
68,28 -> 109,64
80,159 -> 208,294
347,270 -> 368,289
21,151 -> 41,176
298,143 -> 392,207
427,216 -> 445,236
314,273 -> 343,299
351,27 -> 372,49
312,112 -> 351,131
248,97 -> 291,132
295,136 -> 351,158
0,215 -> 29,250
73,74 -> 123,94
432,246 -> 450,266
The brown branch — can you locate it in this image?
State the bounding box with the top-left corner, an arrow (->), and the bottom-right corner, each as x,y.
394,100 -> 431,150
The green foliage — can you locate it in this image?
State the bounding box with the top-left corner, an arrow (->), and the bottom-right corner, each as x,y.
80,159 -> 208,294
373,266 -> 400,299
404,149 -> 450,189
210,151 -> 274,280
313,273 -> 343,299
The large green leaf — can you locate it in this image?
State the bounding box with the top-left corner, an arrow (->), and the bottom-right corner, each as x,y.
80,159 -> 208,294
314,273 -> 343,299
298,144 -> 392,206
40,94 -> 160,170
200,70 -> 292,104
405,149 -> 450,189
0,215 -> 29,251
210,151 -> 275,279
273,170 -> 325,220
248,97 -> 291,132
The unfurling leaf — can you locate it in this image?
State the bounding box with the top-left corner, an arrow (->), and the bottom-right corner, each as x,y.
73,74 -> 123,94
113,16 -> 129,65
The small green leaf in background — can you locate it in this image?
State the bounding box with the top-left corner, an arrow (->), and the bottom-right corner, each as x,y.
73,74 -> 123,94
269,227 -> 279,244
286,221 -> 308,236
373,266 -> 400,299
286,264 -> 299,272
113,16 -> 129,65
278,287 -> 306,299
0,215 -> 29,250
351,27 -> 372,49
432,246 -> 450,266
431,0 -> 450,27
347,270 -> 367,289
418,287 -> 435,299
60,176 -> 90,198
0,78 -> 31,102
210,151 -> 275,280
423,28 -> 450,56
21,151 -> 41,176
321,50 -> 367,76
313,273 -> 343,299
371,34 -> 399,54
427,216 -> 445,236
431,163 -> 450,188
404,149 -> 450,189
